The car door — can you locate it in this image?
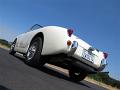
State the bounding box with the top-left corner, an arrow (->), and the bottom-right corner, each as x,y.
15,32 -> 27,52
17,31 -> 32,53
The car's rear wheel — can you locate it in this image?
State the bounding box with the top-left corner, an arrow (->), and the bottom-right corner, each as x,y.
9,39 -> 16,55
69,69 -> 88,81
25,37 -> 45,67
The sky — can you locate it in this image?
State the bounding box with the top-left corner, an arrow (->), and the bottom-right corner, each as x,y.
0,0 -> 120,80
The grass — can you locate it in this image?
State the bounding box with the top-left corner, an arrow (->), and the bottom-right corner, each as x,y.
0,44 -> 10,50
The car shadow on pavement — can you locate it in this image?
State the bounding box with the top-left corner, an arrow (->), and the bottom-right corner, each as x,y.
37,66 -> 91,88
0,85 -> 11,90
14,54 -> 91,89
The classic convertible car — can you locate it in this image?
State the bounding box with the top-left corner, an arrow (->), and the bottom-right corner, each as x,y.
9,24 -> 108,81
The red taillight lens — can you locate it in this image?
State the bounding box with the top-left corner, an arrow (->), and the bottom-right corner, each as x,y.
103,52 -> 108,59
67,29 -> 73,37
67,40 -> 72,46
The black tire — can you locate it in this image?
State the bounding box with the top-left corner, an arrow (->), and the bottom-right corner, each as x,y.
69,69 -> 88,81
9,39 -> 16,55
25,37 -> 45,67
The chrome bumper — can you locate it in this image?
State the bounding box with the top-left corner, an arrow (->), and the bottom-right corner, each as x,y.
67,41 -> 107,72
68,41 -> 78,56
100,59 -> 107,66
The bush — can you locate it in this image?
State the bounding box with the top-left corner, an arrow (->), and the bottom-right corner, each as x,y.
88,72 -> 120,88
0,39 -> 10,47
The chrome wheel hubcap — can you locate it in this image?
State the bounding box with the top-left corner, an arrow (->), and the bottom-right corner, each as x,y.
75,72 -> 80,76
27,44 -> 36,60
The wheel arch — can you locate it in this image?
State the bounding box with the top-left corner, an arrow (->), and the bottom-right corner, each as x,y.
28,32 -> 44,51
31,32 -> 44,44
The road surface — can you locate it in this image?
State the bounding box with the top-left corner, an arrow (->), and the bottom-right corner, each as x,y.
0,48 -> 107,90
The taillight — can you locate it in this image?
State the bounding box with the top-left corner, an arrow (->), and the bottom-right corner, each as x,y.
67,29 -> 73,37
67,40 -> 72,46
103,52 -> 108,59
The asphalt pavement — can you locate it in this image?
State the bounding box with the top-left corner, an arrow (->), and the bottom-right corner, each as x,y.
0,48 -> 108,90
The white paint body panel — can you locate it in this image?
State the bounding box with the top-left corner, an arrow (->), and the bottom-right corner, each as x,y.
14,26 -> 105,68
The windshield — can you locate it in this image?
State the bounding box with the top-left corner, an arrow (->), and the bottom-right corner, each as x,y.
30,24 -> 43,31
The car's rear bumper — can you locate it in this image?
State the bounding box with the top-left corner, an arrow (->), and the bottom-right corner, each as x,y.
46,53 -> 106,74
67,41 -> 107,72
70,58 -> 106,73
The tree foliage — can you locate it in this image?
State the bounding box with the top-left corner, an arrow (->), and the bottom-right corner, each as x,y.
88,72 -> 120,88
0,39 -> 10,47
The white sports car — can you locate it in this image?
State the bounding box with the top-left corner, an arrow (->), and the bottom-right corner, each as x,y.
9,24 -> 108,81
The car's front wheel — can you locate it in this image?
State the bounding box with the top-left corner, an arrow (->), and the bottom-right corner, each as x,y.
25,37 -> 45,67
69,69 -> 88,81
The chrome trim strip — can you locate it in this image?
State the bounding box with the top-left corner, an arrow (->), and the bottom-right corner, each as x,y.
68,41 -> 78,56
72,41 -> 78,48
100,59 -> 107,66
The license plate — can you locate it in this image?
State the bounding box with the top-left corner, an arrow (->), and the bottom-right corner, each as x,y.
82,49 -> 94,63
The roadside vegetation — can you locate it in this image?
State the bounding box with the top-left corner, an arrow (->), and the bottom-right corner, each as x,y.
88,72 -> 120,89
0,38 -> 120,89
0,39 -> 11,48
